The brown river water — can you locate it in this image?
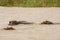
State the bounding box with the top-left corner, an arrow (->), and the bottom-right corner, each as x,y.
0,7 -> 60,40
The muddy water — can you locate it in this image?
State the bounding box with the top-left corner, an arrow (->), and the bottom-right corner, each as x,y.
0,7 -> 60,40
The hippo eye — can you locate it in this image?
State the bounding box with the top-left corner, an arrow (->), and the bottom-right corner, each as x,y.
9,22 -> 11,23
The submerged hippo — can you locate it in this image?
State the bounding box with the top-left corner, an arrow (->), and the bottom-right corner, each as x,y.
8,20 -> 33,25
18,21 -> 33,24
8,20 -> 20,25
41,20 -> 53,24
3,27 -> 15,30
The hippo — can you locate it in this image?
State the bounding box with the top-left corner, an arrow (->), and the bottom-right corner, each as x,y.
3,27 -> 15,30
18,21 -> 33,24
8,20 -> 33,25
41,20 -> 54,24
8,20 -> 20,25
